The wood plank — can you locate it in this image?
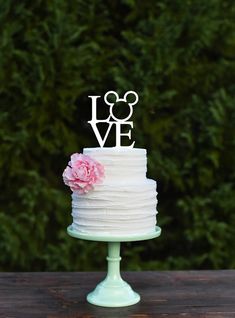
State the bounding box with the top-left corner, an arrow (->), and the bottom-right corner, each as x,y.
0,271 -> 235,317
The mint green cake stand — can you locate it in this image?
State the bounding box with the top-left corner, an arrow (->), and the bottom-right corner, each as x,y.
67,225 -> 161,308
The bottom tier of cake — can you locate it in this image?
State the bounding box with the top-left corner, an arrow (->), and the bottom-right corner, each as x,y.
71,179 -> 158,235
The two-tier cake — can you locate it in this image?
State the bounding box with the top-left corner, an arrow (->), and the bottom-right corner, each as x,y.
63,147 -> 158,236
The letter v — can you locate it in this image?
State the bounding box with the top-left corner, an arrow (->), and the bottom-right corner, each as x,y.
88,121 -> 113,147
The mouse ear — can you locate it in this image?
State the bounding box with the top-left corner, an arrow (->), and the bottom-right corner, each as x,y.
104,91 -> 119,106
124,91 -> 139,106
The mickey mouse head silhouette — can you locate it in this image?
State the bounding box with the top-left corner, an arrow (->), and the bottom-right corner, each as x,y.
104,91 -> 139,122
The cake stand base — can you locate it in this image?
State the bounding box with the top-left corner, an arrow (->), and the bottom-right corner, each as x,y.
87,278 -> 140,307
67,225 -> 161,307
87,241 -> 140,307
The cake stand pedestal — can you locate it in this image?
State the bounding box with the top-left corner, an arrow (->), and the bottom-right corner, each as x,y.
67,225 -> 161,308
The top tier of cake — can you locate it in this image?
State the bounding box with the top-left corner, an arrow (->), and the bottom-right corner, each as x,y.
83,147 -> 147,184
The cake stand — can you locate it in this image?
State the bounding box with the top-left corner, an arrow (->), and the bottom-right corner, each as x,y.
67,225 -> 161,307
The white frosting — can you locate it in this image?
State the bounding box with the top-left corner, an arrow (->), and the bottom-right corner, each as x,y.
83,147 -> 147,184
71,147 -> 158,235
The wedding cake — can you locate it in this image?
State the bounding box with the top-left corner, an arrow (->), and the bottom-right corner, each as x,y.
63,147 -> 158,236
63,90 -> 158,236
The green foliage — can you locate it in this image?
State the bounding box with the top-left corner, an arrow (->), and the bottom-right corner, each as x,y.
0,0 -> 235,271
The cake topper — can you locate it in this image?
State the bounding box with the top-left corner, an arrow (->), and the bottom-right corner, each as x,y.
88,91 -> 138,148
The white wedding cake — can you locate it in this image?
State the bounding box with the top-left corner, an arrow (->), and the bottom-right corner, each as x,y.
64,147 -> 158,236
63,91 -> 159,237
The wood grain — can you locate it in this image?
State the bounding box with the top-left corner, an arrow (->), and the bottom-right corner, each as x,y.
0,271 -> 235,318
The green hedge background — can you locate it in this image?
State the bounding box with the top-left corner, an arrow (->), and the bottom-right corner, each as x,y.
1,0 -> 235,271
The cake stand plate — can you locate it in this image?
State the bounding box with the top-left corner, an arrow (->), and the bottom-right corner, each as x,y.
67,225 -> 161,307
67,225 -> 161,242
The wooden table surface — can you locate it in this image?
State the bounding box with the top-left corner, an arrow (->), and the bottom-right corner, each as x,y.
0,271 -> 235,318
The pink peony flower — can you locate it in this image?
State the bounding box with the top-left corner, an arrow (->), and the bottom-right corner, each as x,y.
62,153 -> 105,194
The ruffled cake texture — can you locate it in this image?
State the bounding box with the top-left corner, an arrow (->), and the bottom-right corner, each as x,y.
71,147 -> 158,235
